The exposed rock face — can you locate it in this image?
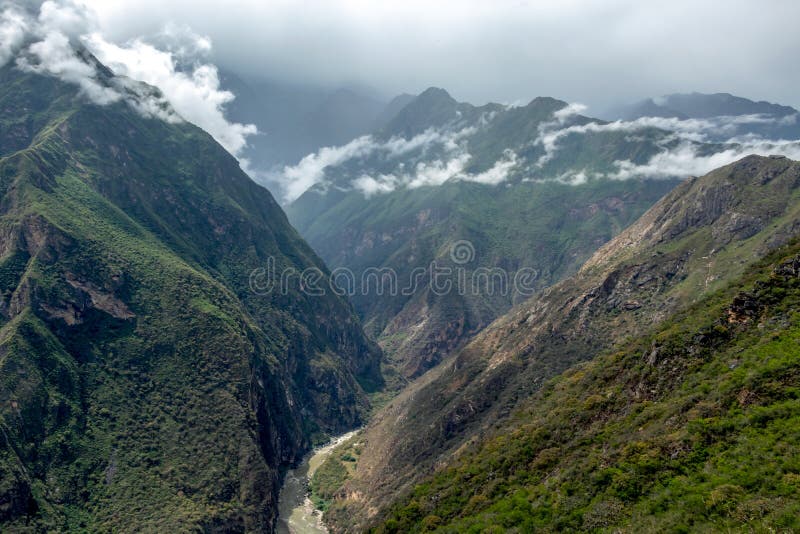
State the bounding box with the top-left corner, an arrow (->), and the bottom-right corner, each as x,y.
322,155 -> 800,531
0,62 -> 380,531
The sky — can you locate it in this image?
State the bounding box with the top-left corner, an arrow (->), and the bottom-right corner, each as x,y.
3,0 -> 800,203
75,0 -> 800,113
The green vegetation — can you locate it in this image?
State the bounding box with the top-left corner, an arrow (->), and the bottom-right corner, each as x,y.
377,240 -> 800,532
310,437 -> 364,511
318,155 -> 800,532
0,61 -> 380,531
288,88 -> 684,381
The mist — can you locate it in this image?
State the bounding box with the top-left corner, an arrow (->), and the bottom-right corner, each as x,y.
80,0 -> 800,112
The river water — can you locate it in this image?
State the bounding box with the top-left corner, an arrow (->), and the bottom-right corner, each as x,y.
275,431 -> 358,534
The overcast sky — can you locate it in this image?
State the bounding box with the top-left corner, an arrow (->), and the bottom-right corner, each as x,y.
77,0 -> 800,112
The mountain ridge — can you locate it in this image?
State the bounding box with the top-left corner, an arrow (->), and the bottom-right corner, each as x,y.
314,154 -> 800,531
0,58 -> 380,531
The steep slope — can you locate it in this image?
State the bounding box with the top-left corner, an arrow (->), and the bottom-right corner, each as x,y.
0,60 -> 380,531
380,231 -> 800,532
288,88 -> 681,381
316,155 -> 800,531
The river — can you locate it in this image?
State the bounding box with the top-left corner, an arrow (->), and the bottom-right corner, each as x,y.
275,431 -> 358,534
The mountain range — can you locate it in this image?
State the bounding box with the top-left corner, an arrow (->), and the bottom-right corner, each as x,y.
287,87 -> 800,385
2,30 -> 800,534
315,154 -> 800,532
606,92 -> 800,141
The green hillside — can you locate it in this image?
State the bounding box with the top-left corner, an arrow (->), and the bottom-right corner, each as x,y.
0,61 -> 380,531
314,155 -> 800,532
379,236 -> 800,533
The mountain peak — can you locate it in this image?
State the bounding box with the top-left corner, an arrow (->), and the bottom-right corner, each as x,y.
527,96 -> 568,108
379,86 -> 462,137
417,86 -> 456,103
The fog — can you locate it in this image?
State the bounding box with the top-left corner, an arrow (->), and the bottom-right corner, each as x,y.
80,0 -> 800,112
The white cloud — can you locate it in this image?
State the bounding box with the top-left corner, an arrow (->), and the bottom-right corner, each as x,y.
407,152 -> 471,188
282,135 -> 376,201
85,32 -> 257,155
17,31 -> 122,105
352,173 -> 399,197
553,102 -> 587,123
2,0 -> 256,159
350,149 -> 520,196
280,125 -> 480,201
0,5 -> 29,68
607,139 -> 800,181
38,0 -> 94,37
14,1 -> 122,106
532,113 -> 798,167
463,150 -> 519,185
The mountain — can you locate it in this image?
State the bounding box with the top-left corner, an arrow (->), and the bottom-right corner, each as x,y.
0,58 -> 380,531
609,92 -> 800,141
312,155 -> 800,531
288,88 -> 696,382
380,227 -> 800,532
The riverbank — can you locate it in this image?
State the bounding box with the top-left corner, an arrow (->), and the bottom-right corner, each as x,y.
276,431 -> 359,533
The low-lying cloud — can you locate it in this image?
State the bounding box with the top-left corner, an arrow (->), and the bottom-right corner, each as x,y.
3,0 -> 256,158
608,139 -> 800,181
279,125 -> 487,201
534,110 -> 800,167
286,101 -> 800,201
350,149 -> 520,197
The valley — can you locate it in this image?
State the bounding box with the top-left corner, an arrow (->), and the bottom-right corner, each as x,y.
277,431 -> 358,534
1,2 -> 800,532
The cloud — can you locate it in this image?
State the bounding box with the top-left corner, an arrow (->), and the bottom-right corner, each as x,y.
3,0 -> 256,158
533,112 -> 799,167
607,139 -> 800,181
282,135 -> 376,201
352,173 -> 399,197
0,5 -> 29,68
285,115 -> 519,199
17,31 -> 121,105
85,32 -> 257,155
279,125 -> 480,201
406,152 -> 472,188
38,0 -> 94,37
465,150 -> 519,185
553,102 -> 587,123
350,149 -> 520,196
79,0 -> 800,112
14,1 -> 122,106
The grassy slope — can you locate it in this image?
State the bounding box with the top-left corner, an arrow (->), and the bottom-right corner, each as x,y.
378,239 -> 800,533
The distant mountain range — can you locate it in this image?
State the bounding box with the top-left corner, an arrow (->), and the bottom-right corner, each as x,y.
605,92 -> 800,141
286,87 -> 800,384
